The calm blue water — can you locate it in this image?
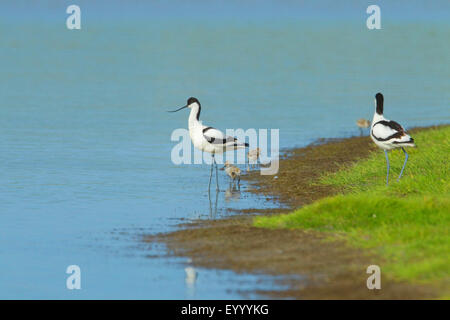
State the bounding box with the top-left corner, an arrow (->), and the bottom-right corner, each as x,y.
0,1 -> 449,299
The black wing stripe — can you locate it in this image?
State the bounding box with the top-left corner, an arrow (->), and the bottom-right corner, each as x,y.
376,120 -> 404,132
372,121 -> 405,142
203,127 -> 240,145
204,135 -> 237,145
203,127 -> 221,144
204,137 -> 234,145
235,142 -> 250,147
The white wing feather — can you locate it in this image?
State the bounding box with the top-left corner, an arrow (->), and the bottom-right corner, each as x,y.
203,126 -> 236,144
372,122 -> 398,140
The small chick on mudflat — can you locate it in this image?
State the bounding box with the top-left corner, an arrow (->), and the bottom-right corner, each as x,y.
220,161 -> 241,186
247,147 -> 261,171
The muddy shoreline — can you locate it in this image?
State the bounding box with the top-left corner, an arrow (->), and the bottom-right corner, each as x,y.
146,127 -> 440,299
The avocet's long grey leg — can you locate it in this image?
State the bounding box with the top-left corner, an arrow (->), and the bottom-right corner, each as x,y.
208,189 -> 212,217
384,150 -> 390,186
398,147 -> 409,181
214,156 -> 219,192
208,155 -> 214,192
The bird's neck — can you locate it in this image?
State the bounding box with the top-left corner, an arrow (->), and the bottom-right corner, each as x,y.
372,111 -> 384,125
188,104 -> 201,127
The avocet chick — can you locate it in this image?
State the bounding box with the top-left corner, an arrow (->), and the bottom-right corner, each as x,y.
356,119 -> 371,136
220,161 -> 241,186
247,147 -> 261,171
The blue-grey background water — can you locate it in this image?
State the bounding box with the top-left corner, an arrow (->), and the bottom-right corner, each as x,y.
0,1 -> 449,299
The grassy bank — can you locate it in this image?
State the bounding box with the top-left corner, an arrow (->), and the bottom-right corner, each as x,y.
255,126 -> 450,292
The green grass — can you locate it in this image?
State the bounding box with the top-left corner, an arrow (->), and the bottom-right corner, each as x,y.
254,126 -> 450,290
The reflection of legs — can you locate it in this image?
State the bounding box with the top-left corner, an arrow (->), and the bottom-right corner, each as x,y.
208,190 -> 212,217
208,182 -> 219,218
213,189 -> 219,217
398,147 -> 409,181
384,150 -> 390,186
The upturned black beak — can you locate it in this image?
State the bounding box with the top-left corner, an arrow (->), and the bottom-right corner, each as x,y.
168,105 -> 188,113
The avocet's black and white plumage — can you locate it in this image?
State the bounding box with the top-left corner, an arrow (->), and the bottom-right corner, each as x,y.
169,97 -> 248,191
370,93 -> 415,185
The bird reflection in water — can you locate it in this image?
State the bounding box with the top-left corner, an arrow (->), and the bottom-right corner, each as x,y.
208,190 -> 219,218
225,185 -> 241,202
185,265 -> 198,298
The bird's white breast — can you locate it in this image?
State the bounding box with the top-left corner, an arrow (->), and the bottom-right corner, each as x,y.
189,123 -> 205,150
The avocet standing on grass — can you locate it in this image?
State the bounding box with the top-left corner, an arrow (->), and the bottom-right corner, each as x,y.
370,93 -> 416,185
169,97 -> 248,191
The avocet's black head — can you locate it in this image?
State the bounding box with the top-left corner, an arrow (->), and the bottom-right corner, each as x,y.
187,97 -> 200,107
375,92 -> 384,115
186,97 -> 201,120
168,97 -> 201,120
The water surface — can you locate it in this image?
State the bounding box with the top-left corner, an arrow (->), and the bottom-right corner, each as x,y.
0,1 -> 449,299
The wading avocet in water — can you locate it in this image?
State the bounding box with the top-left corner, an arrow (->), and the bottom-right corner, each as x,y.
169,97 -> 248,192
370,92 -> 416,185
